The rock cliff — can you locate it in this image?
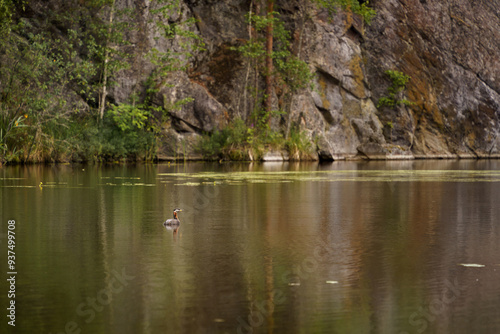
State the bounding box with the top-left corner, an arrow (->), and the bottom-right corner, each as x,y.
134,0 -> 499,160
364,0 -> 500,159
28,0 -> 500,160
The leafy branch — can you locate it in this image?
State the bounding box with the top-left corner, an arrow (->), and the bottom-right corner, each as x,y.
231,8 -> 313,131
312,0 -> 377,24
377,70 -> 414,108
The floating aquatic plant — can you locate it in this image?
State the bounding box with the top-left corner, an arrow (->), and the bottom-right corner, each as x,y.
158,170 -> 500,186
458,263 -> 485,268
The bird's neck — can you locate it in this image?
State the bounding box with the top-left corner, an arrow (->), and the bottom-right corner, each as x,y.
173,212 -> 178,219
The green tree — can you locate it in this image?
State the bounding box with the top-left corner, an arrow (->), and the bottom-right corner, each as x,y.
0,0 -> 14,36
0,19 -> 81,162
312,0 -> 376,23
98,0 -> 116,119
107,0 -> 204,160
0,0 -> 128,162
264,0 -> 274,120
377,70 -> 414,108
232,3 -> 312,132
233,0 -> 375,134
146,0 -> 204,92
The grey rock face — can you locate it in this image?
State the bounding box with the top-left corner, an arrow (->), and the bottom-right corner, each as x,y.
364,0 -> 500,158
155,72 -> 228,133
108,0 -> 500,160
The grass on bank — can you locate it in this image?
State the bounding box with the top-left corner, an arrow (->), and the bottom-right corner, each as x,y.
1,112 -> 156,164
196,118 -> 315,161
2,113 -> 316,164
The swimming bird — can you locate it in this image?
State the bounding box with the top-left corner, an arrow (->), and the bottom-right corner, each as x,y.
163,208 -> 182,226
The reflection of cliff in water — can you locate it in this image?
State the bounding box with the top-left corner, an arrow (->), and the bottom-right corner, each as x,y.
3,161 -> 500,333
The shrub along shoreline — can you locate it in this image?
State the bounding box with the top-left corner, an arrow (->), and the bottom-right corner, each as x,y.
1,116 -> 317,165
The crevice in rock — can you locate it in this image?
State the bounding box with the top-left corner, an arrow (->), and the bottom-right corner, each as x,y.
345,26 -> 362,44
315,106 -> 335,125
170,115 -> 204,134
316,68 -> 341,86
452,54 -> 499,96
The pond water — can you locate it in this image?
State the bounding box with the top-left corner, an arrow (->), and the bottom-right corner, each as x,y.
1,160 -> 500,334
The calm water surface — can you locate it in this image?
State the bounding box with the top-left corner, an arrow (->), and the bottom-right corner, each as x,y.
1,160 -> 500,334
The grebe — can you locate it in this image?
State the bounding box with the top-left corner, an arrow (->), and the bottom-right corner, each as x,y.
163,208 -> 182,226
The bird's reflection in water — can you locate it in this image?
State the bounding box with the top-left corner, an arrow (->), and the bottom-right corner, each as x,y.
164,224 -> 180,241
163,208 -> 182,241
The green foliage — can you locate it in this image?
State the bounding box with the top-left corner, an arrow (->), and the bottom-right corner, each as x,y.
0,108 -> 157,163
0,0 -> 202,163
276,56 -> 315,92
0,0 -> 14,36
0,0 -> 136,163
109,103 -> 149,132
377,70 -> 414,108
229,8 -> 313,142
147,0 -> 204,93
285,126 -> 314,160
385,70 -> 411,93
70,114 -> 155,162
48,0 -> 132,104
115,0 -> 204,159
107,91 -> 181,160
197,118 -> 254,160
0,0 -> 322,163
232,10 -> 312,94
312,0 -> 377,23
197,118 -> 313,161
0,20 -> 75,162
218,6 -> 318,160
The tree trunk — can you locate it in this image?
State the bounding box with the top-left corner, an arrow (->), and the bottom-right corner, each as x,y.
286,1 -> 309,139
264,0 -> 274,122
99,0 -> 116,120
239,0 -> 254,120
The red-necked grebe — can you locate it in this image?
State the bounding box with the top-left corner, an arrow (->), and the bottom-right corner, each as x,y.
164,208 -> 182,226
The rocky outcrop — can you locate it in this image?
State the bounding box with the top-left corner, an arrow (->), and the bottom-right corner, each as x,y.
109,0 -> 500,160
364,0 -> 500,159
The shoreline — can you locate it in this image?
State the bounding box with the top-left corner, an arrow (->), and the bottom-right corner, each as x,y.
2,153 -> 500,167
